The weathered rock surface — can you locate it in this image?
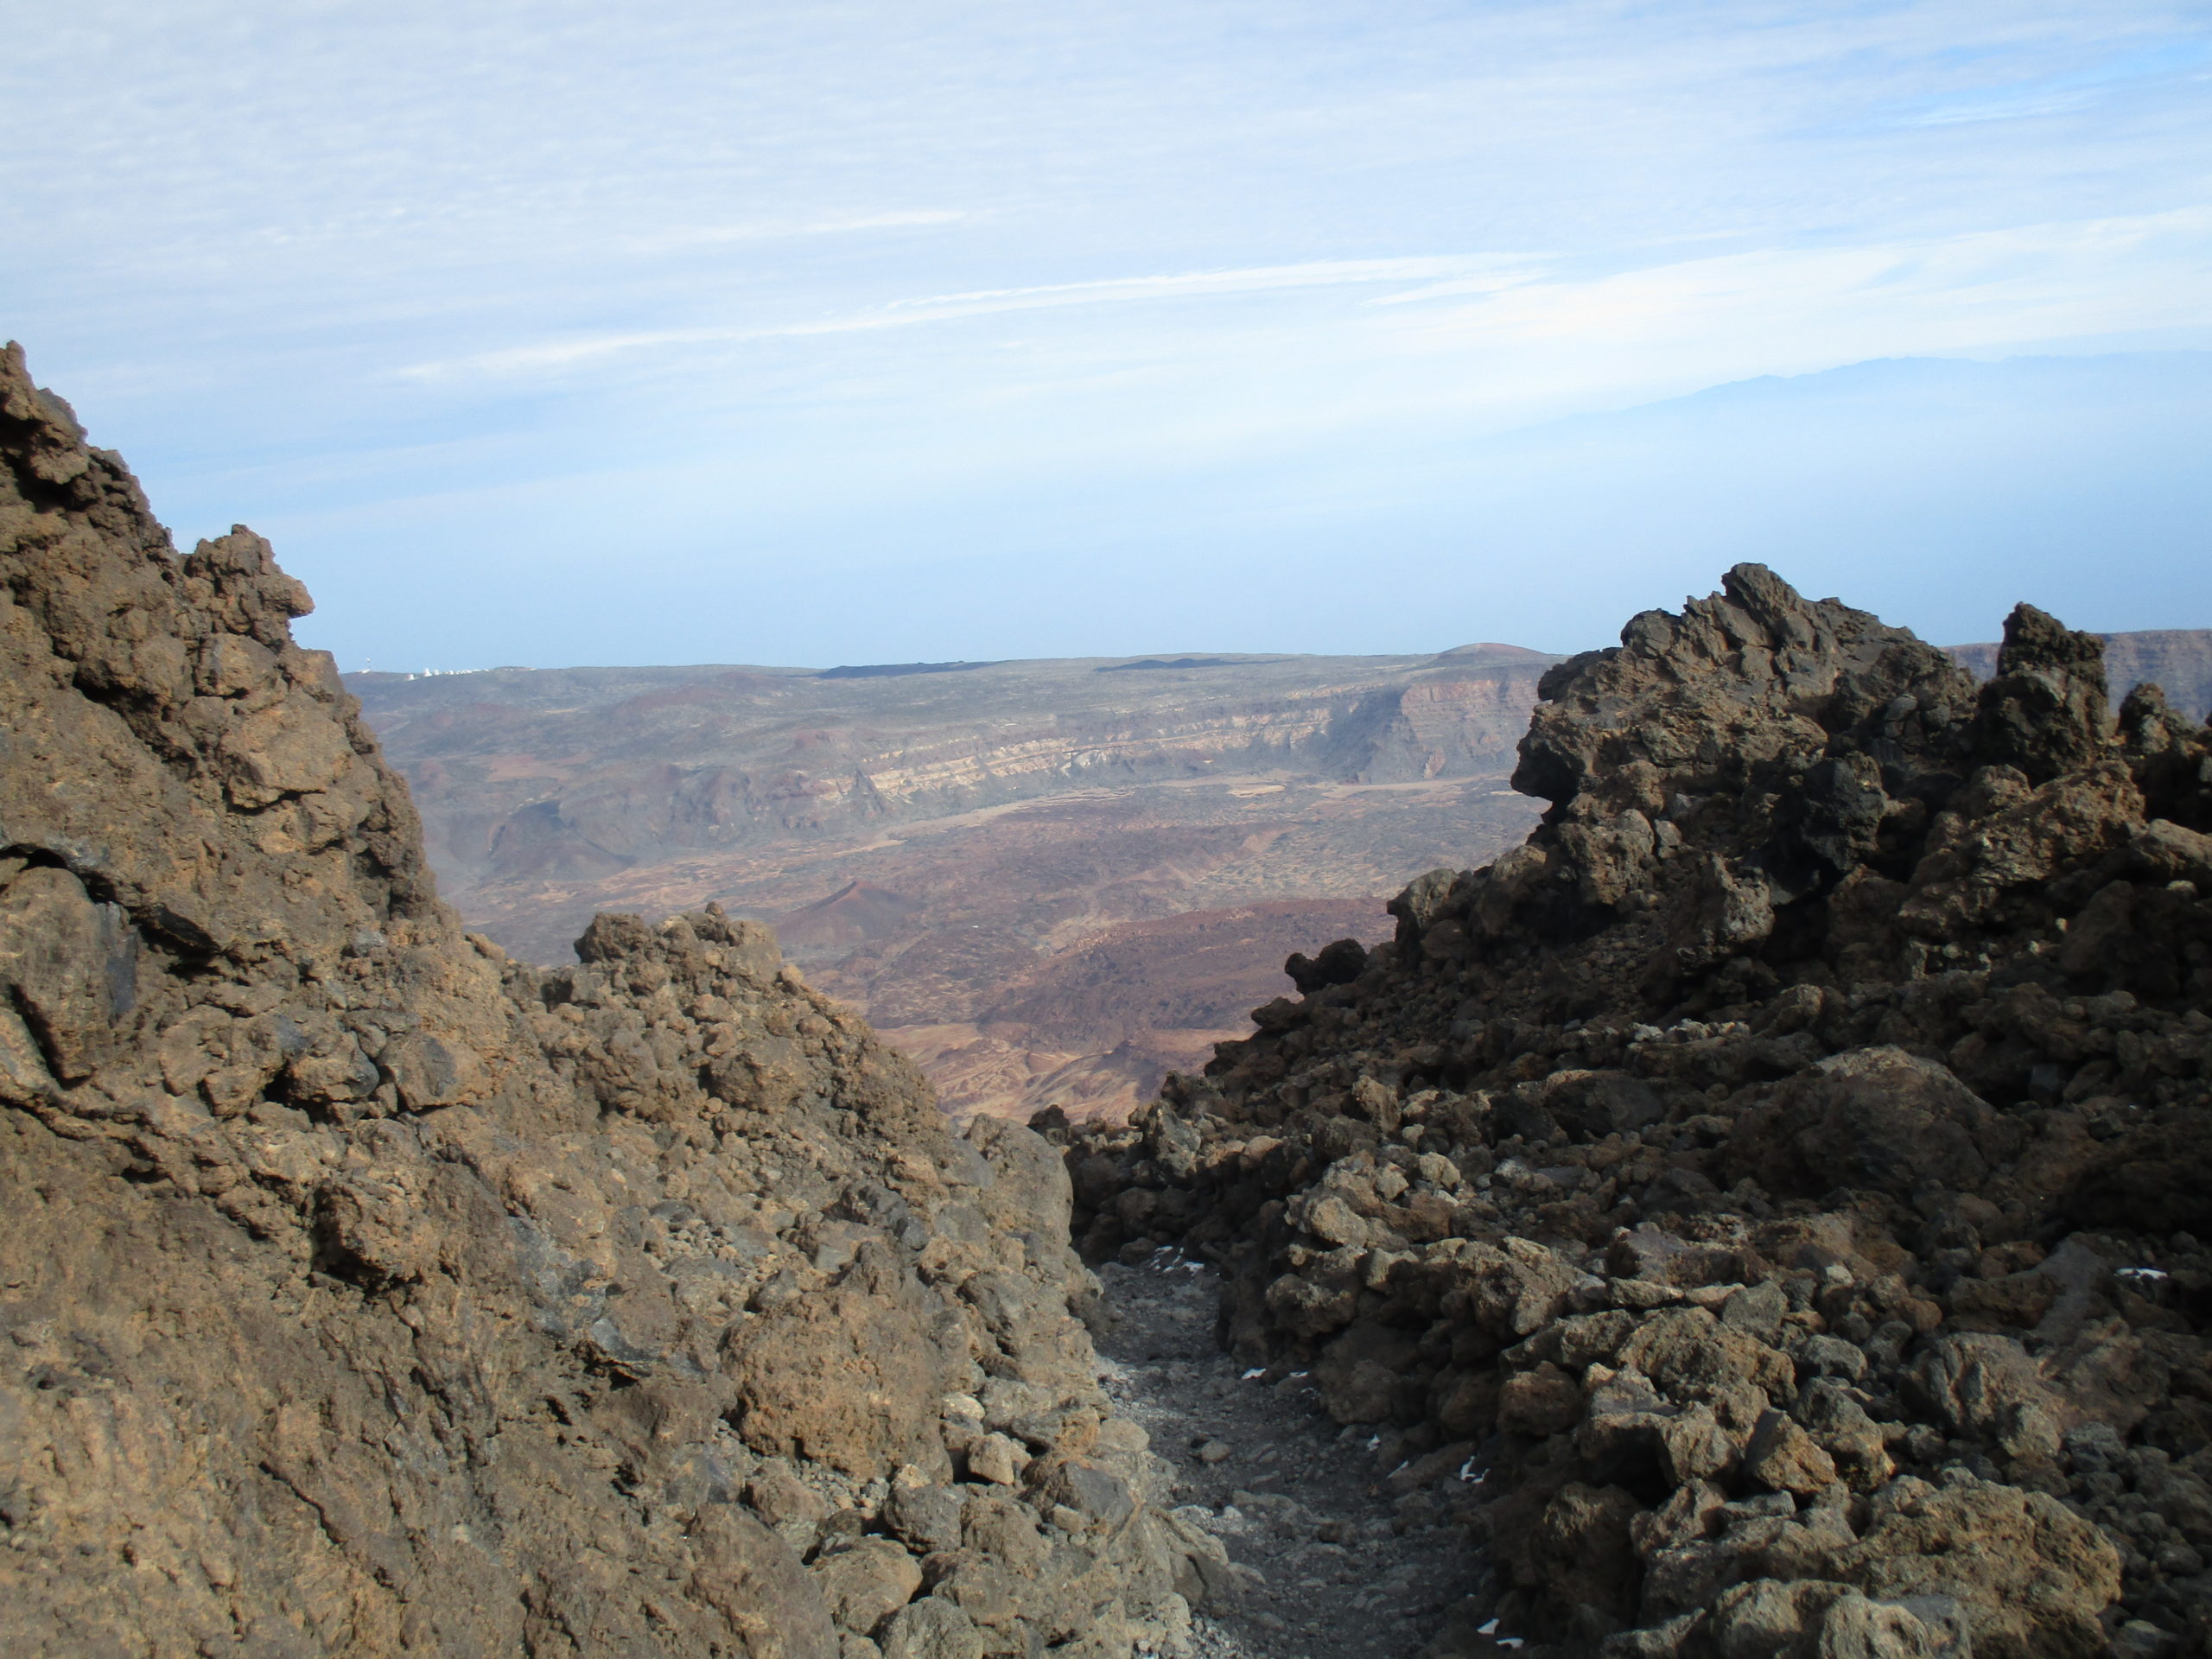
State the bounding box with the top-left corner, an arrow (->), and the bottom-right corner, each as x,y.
0,345 -> 1211,1656
1064,566 -> 2212,1657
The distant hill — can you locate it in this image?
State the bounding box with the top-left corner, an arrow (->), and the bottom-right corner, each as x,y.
818,659 -> 1000,679
1096,655 -> 1274,672
1426,641 -> 1560,669
772,879 -> 926,951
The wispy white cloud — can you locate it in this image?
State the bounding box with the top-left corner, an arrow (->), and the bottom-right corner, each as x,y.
623,209 -> 973,254
1368,265 -> 1554,308
397,206 -> 2211,399
1897,88 -> 2103,127
392,255 -> 1543,379
1887,36 -> 2212,127
1388,209 -> 2212,347
877,257 -> 1501,312
6,0 -> 2209,665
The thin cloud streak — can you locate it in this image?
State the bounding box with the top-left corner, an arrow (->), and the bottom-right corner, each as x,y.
392,207 -> 2209,399
1394,209 -> 2212,349
392,255 -> 1542,380
621,210 -> 975,254
876,257 -> 1510,311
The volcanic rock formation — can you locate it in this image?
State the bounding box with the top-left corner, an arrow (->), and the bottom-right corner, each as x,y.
0,346 -> 1224,1655
1950,633 -> 2212,728
1065,566 -> 2212,1657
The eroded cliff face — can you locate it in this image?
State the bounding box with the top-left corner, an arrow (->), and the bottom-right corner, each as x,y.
353,651 -> 1557,891
1067,567 -> 2212,1658
0,346 -> 1220,1656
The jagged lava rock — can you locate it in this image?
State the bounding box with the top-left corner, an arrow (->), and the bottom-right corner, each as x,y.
1061,565 -> 2212,1657
0,343 -> 1221,1657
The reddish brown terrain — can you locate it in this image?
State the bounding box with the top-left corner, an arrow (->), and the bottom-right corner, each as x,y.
352,651 -> 1558,1119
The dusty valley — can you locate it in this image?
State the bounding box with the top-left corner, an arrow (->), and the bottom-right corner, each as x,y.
352,651 -> 1558,1119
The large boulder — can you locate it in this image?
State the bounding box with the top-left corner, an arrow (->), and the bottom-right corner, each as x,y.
1827,1475 -> 2121,1659
1726,1047 -> 1995,1199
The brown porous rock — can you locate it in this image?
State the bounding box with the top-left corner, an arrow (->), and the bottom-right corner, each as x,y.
0,343 -> 1223,1656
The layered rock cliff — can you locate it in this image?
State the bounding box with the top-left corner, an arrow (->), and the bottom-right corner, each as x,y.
1066,567 -> 2212,1657
351,648 -> 1557,893
0,346 -> 1220,1656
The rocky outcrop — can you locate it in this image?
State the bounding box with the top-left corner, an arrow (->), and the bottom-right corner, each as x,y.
0,345 -> 1220,1656
1064,566 -> 2212,1657
1951,631 -> 2212,726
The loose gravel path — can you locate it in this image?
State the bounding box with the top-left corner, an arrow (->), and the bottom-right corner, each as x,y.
1093,1252 -> 1522,1659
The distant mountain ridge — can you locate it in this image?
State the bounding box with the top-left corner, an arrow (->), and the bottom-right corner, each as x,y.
1096,655 -> 1274,672
348,644 -> 1560,900
348,644 -> 1564,1117
818,658 -> 1000,678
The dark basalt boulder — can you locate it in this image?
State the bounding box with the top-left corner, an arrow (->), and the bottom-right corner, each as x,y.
1971,601 -> 2114,784
1287,936 -> 1370,995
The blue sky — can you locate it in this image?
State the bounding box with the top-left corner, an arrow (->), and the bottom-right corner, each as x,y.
4,1 -> 2209,667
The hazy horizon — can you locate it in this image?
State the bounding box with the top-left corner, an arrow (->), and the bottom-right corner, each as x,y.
297,346 -> 2212,668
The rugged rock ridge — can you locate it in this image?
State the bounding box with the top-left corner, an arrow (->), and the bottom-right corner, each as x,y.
0,345 -> 1219,1656
1065,566 -> 2212,1657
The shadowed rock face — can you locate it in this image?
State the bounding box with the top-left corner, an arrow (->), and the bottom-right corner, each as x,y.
1066,565 -> 2212,1657
0,345 -> 1222,1656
